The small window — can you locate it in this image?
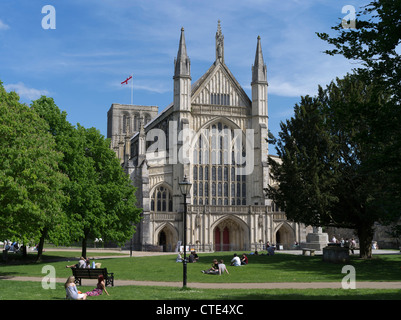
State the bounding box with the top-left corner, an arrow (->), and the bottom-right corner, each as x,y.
210,93 -> 230,106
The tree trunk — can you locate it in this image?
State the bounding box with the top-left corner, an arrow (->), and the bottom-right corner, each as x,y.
21,245 -> 27,259
36,228 -> 47,262
82,234 -> 88,258
357,223 -> 374,259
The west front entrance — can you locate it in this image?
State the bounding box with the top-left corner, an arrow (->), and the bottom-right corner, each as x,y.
213,217 -> 248,251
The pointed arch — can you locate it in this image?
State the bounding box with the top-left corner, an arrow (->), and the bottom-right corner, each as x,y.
274,222 -> 296,249
211,215 -> 250,251
155,222 -> 179,252
150,183 -> 173,213
191,118 -> 249,207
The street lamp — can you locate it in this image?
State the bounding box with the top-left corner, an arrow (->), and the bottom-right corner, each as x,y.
178,174 -> 192,288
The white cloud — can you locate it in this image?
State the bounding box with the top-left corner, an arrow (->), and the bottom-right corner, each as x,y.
0,19 -> 10,30
4,82 -> 49,101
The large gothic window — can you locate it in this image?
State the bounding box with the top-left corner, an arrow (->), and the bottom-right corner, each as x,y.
192,121 -> 246,206
151,186 -> 173,212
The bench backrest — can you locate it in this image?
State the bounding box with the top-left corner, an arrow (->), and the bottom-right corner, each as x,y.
72,268 -> 108,279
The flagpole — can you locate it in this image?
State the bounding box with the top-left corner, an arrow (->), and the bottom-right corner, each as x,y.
131,73 -> 133,105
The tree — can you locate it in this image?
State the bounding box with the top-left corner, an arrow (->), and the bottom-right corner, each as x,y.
30,97 -> 84,259
315,0 -> 401,256
267,95 -> 339,228
268,73 -> 397,259
78,126 -> 142,257
317,0 -> 401,99
0,83 -> 68,258
31,97 -> 142,258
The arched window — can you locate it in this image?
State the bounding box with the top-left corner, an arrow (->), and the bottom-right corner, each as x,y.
151,186 -> 173,212
192,121 -> 246,206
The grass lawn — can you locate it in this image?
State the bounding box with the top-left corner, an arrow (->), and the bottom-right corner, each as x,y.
1,250 -> 400,300
0,280 -> 400,300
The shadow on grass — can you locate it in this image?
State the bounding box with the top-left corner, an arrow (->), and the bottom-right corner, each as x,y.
189,251 -> 401,282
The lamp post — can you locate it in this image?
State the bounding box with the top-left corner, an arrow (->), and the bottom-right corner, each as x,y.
178,175 -> 192,288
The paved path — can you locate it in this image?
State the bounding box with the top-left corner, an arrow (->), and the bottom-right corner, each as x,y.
3,276 -> 401,289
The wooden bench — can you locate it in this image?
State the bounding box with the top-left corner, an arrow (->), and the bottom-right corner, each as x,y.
302,248 -> 316,256
72,268 -> 114,287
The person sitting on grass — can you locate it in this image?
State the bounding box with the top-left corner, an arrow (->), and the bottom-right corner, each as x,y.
176,251 -> 183,262
65,276 -> 87,300
241,253 -> 248,265
189,251 -> 199,263
218,260 -> 229,275
230,253 -> 241,266
66,257 -> 87,269
202,259 -> 219,274
85,275 -> 110,297
267,246 -> 275,256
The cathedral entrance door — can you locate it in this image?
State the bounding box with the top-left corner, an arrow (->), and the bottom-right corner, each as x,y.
159,231 -> 167,252
157,224 -> 178,252
214,226 -> 230,251
214,218 -> 246,251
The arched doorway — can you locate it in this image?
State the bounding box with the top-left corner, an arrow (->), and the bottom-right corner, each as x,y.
213,217 -> 248,251
214,226 -> 230,251
275,223 -> 295,250
157,224 -> 177,252
158,231 -> 167,252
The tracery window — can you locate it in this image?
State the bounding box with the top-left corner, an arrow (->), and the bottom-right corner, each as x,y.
151,186 -> 173,212
192,122 -> 246,206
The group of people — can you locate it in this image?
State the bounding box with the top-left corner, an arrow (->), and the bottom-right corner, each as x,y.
66,256 -> 94,269
175,251 -> 200,263
65,274 -> 110,300
3,240 -> 21,253
230,253 -> 248,266
64,256 -> 108,300
200,253 -> 248,275
201,259 -> 229,275
331,236 -> 357,254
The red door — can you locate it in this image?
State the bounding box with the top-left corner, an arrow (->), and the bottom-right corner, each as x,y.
223,227 -> 230,251
214,227 -> 221,251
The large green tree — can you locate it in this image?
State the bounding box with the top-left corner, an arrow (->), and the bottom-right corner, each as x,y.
0,83 -> 68,257
30,97 -> 85,259
268,73 -> 397,258
81,126 -> 142,257
317,0 -> 401,252
31,97 -> 142,258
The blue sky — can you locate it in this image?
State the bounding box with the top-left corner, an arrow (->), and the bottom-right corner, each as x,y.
0,0 -> 368,154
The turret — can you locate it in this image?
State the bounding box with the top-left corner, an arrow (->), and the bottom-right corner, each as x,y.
173,27 -> 191,113
251,36 -> 268,117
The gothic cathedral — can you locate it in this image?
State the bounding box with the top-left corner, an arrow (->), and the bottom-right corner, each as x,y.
107,22 -> 308,252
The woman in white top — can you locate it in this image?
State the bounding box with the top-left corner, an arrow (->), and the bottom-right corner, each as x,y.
65,276 -> 87,300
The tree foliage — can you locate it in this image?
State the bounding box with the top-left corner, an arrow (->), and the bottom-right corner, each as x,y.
317,0 -> 401,100
0,83 -> 68,254
31,97 -> 142,258
315,0 -> 401,253
268,73 -> 398,258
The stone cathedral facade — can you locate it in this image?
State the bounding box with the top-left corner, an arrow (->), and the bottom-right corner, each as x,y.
107,23 -> 309,252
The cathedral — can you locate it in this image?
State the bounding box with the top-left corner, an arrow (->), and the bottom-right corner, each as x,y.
107,22 -> 309,252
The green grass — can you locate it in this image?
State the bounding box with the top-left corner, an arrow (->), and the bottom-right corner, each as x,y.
2,251 -> 400,283
1,250 -> 400,300
0,280 -> 400,300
